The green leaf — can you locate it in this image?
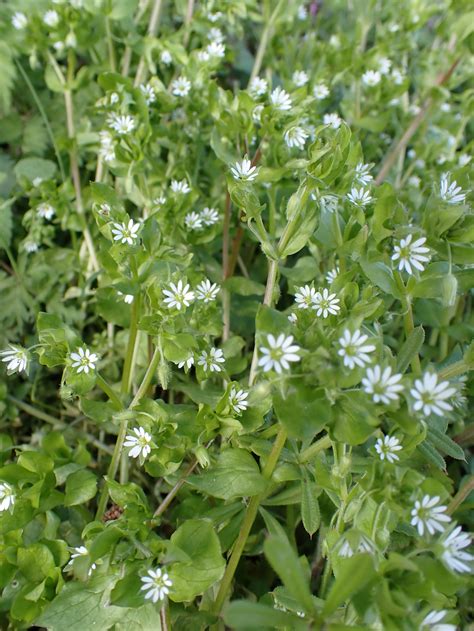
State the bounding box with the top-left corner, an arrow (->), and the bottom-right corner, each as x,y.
396,326 -> 425,373
0,200 -> 13,251
300,476 -> 320,536
188,448 -> 266,500
426,427 -> 465,461
264,533 -> 314,613
17,544 -> 56,583
416,441 -> 446,470
274,385 -> 332,441
0,42 -> 15,114
168,519 -> 225,602
323,554 -> 376,615
64,469 -> 97,506
14,157 -> 56,183
223,601 -> 308,630
223,276 -> 266,296
359,259 -> 400,298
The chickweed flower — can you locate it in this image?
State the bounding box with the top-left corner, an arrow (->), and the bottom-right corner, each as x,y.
70,348 -> 99,374
124,427 -> 152,460
294,285 -> 317,309
171,179 -> 191,194
347,187 -> 373,207
43,10 -> 59,27
354,162 -> 373,186
141,568 -> 172,603
108,114 -> 136,135
208,27 -> 224,43
0,482 -> 15,512
1,345 -> 29,374
160,50 -> 172,65
171,76 -> 191,97
200,207 -> 219,225
177,355 -> 194,370
292,70 -> 309,87
163,280 -> 195,311
362,366 -> 403,404
439,173 -> 466,205
66,546 -> 97,575
258,334 -> 301,373
198,347 -> 225,372
326,266 -> 339,284
312,288 -> 340,318
249,77 -> 268,97
99,131 -> 115,162
12,12 -> 27,29
313,83 -> 329,99
117,291 -> 134,304
410,372 -> 456,417
391,68 -> 404,85
284,126 -> 308,149
439,526 -> 473,574
230,157 -> 259,181
207,41 -> 225,58
374,435 -> 402,463
323,113 -> 342,129
37,203 -> 55,220
338,329 -> 376,370
111,219 -> 140,245
378,57 -> 391,74
185,212 -> 203,230
288,313 -> 297,324
410,495 -> 451,537
361,70 -> 381,87
391,235 -> 430,275
421,610 -> 456,631
140,83 -> 156,105
270,87 -> 292,111
228,387 -> 249,414
195,279 -> 220,303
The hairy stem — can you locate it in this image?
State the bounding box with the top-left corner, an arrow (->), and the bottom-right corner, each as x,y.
105,17 -> 116,71
134,0 -> 164,86
249,0 -> 285,83
299,434 -> 332,463
447,476 -> 473,515
153,459 -> 199,517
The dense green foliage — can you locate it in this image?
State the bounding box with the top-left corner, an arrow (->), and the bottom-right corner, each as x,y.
0,0 -> 473,629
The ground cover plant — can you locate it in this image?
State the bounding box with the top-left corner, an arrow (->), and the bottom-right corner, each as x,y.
0,0 -> 473,629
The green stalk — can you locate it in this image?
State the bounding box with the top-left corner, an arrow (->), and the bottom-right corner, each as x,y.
394,272 -> 421,374
299,434 -> 331,463
438,359 -> 470,381
211,427 -> 288,615
248,0 -> 285,83
134,0 -> 164,86
105,17 -> 116,71
96,374 -> 123,409
121,290 -> 141,395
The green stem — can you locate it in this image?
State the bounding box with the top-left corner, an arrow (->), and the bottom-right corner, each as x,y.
447,476 -> 474,515
96,374 -> 123,409
134,0 -> 164,86
299,434 -> 331,463
248,0 -> 285,83
438,359 -> 470,381
211,427 -> 288,615
182,0 -> 195,47
105,17 -> 116,71
395,272 -> 421,374
121,283 -> 141,395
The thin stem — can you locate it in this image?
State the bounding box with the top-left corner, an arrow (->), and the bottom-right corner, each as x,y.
96,374 -> 123,409
153,459 -> 199,517
447,476 -> 473,515
248,0 -> 285,83
121,0 -> 150,77
160,601 -> 171,631
121,287 -> 141,395
299,434 -> 331,463
438,359 -> 470,381
222,192 -> 232,341
134,0 -> 164,86
395,272 -> 421,374
105,17 -> 116,71
211,427 -> 288,615
182,0 -> 195,47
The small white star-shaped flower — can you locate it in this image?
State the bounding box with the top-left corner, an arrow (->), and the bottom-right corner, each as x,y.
313,83 -> 329,100
312,288 -> 340,318
440,173 -> 466,205
249,77 -> 268,98
410,495 -> 451,537
197,347 -> 225,372
200,207 -> 219,225
391,235 -> 430,275
0,482 -> 15,512
284,126 -> 308,150
439,525 -> 474,574
124,427 -> 152,459
362,366 -> 403,404
70,347 -> 99,374
140,568 -> 173,603
410,372 -> 456,417
323,113 -> 342,129
111,219 -> 140,245
1,345 -> 29,375
228,387 -> 249,414
230,157 -> 259,181
171,179 -> 191,194
270,87 -> 292,111
294,285 -> 317,310
195,279 -> 220,303
347,187 -> 373,207
258,334 -> 301,374
185,212 -> 203,230
163,280 -> 195,311
374,435 -> 402,463
338,329 -> 376,370
171,76 -> 191,97
362,70 -> 381,87
292,70 -> 309,87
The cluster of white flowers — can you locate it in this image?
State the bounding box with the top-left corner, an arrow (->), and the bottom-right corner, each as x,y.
185,207 -> 219,231
258,334 -> 301,373
70,347 -> 99,374
1,345 -> 29,375
163,278 -> 220,311
294,285 -> 340,317
392,235 -> 430,275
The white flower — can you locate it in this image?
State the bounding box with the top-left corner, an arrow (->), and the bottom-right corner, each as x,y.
160,50 -> 172,65
208,27 -> 224,43
108,114 -> 136,135
163,280 -> 195,311
230,157 -> 259,181
140,83 -> 156,105
23,240 -> 39,253
288,313 -> 297,324
391,235 -> 430,275
200,207 -> 219,225
111,219 -> 140,245
207,41 -> 225,58
99,131 -> 115,162
177,355 -> 194,370
421,610 -> 456,631
197,50 -> 210,62
65,31 -> 77,48
170,179 -> 191,194
284,126 -> 308,150
378,57 -> 391,75
338,329 -> 376,370
374,435 -> 402,463
292,70 -> 309,87
249,77 -> 268,97
354,162 -> 373,186
185,212 -> 203,230
258,334 -> 301,374
409,104 -> 421,116
297,5 -> 308,19
207,11 -> 222,23
294,285 -> 317,310
323,113 -> 341,129
53,41 -> 65,53
439,525 -> 473,574
43,10 -> 59,27
110,92 -> 119,104
347,187 -> 373,206
391,69 -> 404,85
329,35 -> 340,48
153,195 -> 167,208
312,288 -> 340,318
411,372 -> 456,417
338,540 -> 354,558
70,347 -> 99,374
228,387 -> 249,414
458,153 -> 471,167
362,366 -> 403,404
117,291 -> 134,304
171,76 -> 191,97
410,495 -> 451,537
1,345 -> 29,375
195,279 -> 220,303
326,266 -> 339,284
313,83 -> 329,100
362,70 -> 381,87
124,427 -> 152,459
198,347 -> 225,372
66,546 -> 97,575
0,482 -> 15,512
12,12 -> 28,29
440,173 -> 466,205
408,175 -> 421,188
319,195 -> 339,212
270,87 -> 292,111
141,568 -> 172,603
440,103 -> 451,113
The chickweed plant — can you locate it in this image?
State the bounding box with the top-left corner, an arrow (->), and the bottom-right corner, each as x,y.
0,0 -> 472,629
